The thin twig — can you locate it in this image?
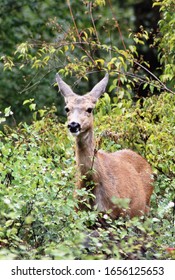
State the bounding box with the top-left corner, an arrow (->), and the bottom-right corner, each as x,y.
107,0 -> 127,51
66,0 -> 96,66
134,60 -> 175,95
19,70 -> 52,94
89,2 -> 100,44
67,0 -> 81,42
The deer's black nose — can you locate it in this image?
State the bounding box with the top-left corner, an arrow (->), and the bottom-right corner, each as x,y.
68,122 -> 81,133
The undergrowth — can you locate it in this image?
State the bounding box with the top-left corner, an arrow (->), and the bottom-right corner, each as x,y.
0,93 -> 174,260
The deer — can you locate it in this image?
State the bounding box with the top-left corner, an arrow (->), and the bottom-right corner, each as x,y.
56,73 -> 154,219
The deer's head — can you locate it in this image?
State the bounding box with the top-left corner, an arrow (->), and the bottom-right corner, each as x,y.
56,73 -> 109,136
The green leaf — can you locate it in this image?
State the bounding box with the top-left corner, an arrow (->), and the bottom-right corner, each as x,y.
4,107 -> 13,117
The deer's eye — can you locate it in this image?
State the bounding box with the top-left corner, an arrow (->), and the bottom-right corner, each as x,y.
65,107 -> 70,113
86,108 -> 93,114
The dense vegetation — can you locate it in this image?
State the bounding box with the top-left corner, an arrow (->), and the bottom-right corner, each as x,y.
0,0 -> 174,259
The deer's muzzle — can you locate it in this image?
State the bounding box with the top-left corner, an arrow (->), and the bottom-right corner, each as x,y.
68,122 -> 81,134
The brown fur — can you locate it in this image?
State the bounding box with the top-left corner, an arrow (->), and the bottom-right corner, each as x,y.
56,73 -> 154,218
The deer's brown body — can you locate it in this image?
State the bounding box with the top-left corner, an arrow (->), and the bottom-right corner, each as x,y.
56,73 -> 154,218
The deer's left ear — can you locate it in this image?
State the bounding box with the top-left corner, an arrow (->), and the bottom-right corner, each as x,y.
89,73 -> 109,101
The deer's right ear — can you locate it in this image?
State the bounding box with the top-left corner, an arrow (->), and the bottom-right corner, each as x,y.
56,74 -> 75,99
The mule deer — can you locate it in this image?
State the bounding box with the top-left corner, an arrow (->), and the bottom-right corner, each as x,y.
56,73 -> 154,218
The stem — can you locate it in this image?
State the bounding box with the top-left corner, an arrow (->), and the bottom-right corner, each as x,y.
67,0 -> 81,42
107,0 -> 127,51
66,0 -> 96,66
76,44 -> 96,66
134,60 -> 175,95
19,69 -> 52,94
89,2 -> 100,44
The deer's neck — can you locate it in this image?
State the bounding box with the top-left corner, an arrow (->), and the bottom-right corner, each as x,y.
75,128 -> 95,177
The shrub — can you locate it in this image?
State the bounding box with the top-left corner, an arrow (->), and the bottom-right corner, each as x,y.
0,93 -> 174,260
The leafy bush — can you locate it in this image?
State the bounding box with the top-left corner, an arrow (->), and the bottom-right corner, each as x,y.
0,93 -> 174,260
153,0 -> 175,87
0,0 -> 174,260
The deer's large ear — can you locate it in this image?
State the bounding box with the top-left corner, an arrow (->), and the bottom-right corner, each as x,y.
89,73 -> 109,101
56,74 -> 75,99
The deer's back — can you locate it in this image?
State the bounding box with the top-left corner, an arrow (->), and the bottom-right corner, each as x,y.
93,149 -> 154,217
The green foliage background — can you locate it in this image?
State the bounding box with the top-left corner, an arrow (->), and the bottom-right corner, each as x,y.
0,0 -> 175,259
